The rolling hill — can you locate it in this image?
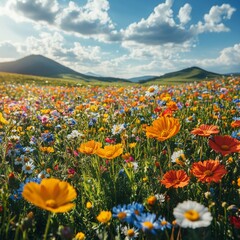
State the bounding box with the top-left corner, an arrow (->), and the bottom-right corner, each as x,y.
0,55 -> 232,85
139,66 -> 222,84
0,55 -> 130,83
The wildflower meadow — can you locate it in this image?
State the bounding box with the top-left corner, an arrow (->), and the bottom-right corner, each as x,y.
0,76 -> 240,240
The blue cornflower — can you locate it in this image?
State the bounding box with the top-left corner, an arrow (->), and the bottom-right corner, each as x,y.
23,146 -> 34,153
127,202 -> 145,218
10,177 -> 42,201
233,117 -> 240,121
158,216 -> 171,231
41,133 -> 54,143
112,204 -> 133,223
67,118 -> 77,126
134,212 -> 162,235
88,118 -> 97,127
231,130 -> 240,140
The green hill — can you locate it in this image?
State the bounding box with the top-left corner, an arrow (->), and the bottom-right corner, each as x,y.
0,55 -> 130,83
140,66 -> 222,84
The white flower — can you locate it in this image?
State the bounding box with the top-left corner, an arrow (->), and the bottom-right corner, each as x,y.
122,226 -> 139,240
171,150 -> 186,165
22,161 -> 35,174
145,85 -> 159,97
67,130 -> 84,139
111,124 -> 125,135
38,170 -> 50,179
155,194 -> 165,203
173,200 -> 213,229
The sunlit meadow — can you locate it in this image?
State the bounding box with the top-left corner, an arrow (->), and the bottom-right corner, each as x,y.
0,76 -> 240,240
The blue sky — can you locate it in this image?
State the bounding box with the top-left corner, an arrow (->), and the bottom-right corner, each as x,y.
0,0 -> 239,78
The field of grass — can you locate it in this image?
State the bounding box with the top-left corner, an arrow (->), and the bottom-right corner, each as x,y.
0,73 -> 240,240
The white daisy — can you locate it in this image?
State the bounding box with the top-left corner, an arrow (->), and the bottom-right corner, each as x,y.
145,85 -> 159,97
173,200 -> 213,229
111,124 -> 125,135
67,130 -> 84,139
122,226 -> 139,240
171,150 -> 186,165
22,161 -> 35,174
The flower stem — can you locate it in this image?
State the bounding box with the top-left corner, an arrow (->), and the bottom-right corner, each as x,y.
166,142 -> 172,168
43,213 -> 52,240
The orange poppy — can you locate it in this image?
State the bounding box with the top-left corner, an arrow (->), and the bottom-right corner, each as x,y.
146,116 -> 180,142
209,135 -> 240,156
231,120 -> 240,128
160,170 -> 190,188
191,160 -> 227,183
191,124 -> 219,137
96,144 -> 123,159
77,140 -> 102,155
22,178 -> 77,213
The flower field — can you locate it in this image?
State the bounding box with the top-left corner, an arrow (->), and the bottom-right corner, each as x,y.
0,76 -> 240,240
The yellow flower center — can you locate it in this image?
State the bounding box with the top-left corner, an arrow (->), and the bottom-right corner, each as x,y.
161,130 -> 169,137
127,229 -> 135,237
46,199 -> 58,208
149,87 -> 155,93
134,210 -> 140,215
173,179 -> 180,185
143,221 -> 154,230
161,220 -> 167,225
184,209 -> 200,221
25,165 -> 31,170
221,145 -> 229,150
117,212 -> 127,220
204,170 -> 213,176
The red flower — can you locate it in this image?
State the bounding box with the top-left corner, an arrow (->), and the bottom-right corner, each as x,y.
191,160 -> 227,183
160,170 -> 189,188
191,124 -> 219,137
209,135 -> 240,156
229,216 -> 240,229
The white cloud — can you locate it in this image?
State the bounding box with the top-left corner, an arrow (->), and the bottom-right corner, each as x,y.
0,41 -> 21,58
178,3 -> 192,25
122,0 -> 194,45
193,4 -> 236,33
214,43 -> 240,66
56,0 -> 115,38
4,0 -> 59,23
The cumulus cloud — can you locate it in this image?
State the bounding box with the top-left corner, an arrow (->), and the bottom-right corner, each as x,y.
178,3 -> 192,25
122,0 -> 194,46
5,0 -> 59,23
0,42 -> 21,59
193,4 -> 236,33
57,0 -> 115,37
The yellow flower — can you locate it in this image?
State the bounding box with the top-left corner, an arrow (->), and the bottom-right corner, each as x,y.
237,178 -> 240,187
96,211 -> 112,224
40,146 -> 54,153
146,116 -> 180,142
0,112 -> 8,125
77,140 -> 102,155
86,201 -> 92,209
22,178 -> 77,213
75,232 -> 85,240
96,144 -> 123,159
129,142 -> 137,148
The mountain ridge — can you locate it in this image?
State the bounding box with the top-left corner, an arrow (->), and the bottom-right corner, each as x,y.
0,55 -> 235,84
0,55 -> 130,83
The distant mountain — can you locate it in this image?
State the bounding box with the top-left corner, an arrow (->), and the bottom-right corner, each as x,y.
140,66 -> 222,83
85,72 -> 103,77
0,55 -> 84,77
0,55 -> 130,83
128,75 -> 158,83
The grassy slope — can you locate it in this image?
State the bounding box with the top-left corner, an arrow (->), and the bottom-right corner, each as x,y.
0,72 -> 134,87
141,67 -> 222,85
